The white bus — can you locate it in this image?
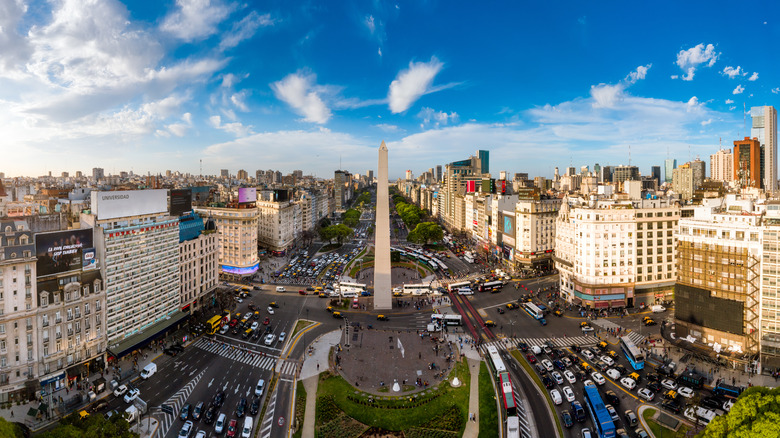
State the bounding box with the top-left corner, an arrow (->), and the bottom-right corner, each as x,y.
447,281 -> 471,292
431,314 -> 462,326
523,302 -> 544,320
478,281 -> 504,293
463,254 -> 475,264
403,284 -> 432,295
335,282 -> 367,293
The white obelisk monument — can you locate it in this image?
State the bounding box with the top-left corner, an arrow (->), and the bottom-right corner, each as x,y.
374,141 -> 392,310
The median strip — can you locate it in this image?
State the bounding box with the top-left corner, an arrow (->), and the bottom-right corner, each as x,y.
510,350 -> 564,438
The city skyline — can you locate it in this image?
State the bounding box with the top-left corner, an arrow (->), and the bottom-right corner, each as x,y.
2,1 -> 779,179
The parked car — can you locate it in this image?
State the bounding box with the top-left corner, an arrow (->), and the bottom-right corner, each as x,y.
677,386 -> 695,398
124,388 -> 140,404
661,379 -> 678,391
591,372 -> 606,385
638,388 -> 655,401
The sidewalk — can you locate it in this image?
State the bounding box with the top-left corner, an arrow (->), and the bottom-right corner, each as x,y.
300,376 -> 318,438
463,358 -> 480,437
299,330 -> 343,380
0,333 -> 201,433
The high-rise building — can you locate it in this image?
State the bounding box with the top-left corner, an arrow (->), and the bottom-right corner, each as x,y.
672,159 -> 706,200
651,166 -> 661,187
92,168 -> 104,181
193,204 -> 259,274
664,159 -> 677,183
613,165 -> 639,184
334,170 -> 352,211
478,150 -> 490,175
580,165 -> 589,175
593,163 -> 601,181
405,170 -> 413,180
236,169 -> 248,181
257,190 -> 301,252
178,212 -> 218,312
220,169 -> 229,178
84,189 -> 183,356
436,165 -> 442,182
751,106 -> 778,192
734,138 -> 762,188
367,170 -> 374,181
600,166 -> 614,183
710,149 -> 734,183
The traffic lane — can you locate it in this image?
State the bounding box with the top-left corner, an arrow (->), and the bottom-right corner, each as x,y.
270,378 -> 293,438
165,357 -> 273,438
502,350 -> 556,438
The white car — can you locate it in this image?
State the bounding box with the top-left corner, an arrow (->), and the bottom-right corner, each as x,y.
600,356 -> 615,366
195,431 -> 207,438
661,379 -> 678,391
620,377 -> 636,390
583,379 -> 595,387
542,359 -> 554,372
637,388 -> 655,401
606,368 -> 621,380
267,307 -> 275,314
723,399 -> 734,412
278,332 -> 287,343
552,371 -> 564,385
215,413 -> 226,433
250,322 -> 259,331
591,372 -> 606,385
113,384 -> 128,397
123,387 -> 140,403
564,370 -> 577,384
531,346 -> 542,355
563,386 -> 576,402
582,350 -> 595,360
264,334 -> 276,346
236,298 -> 243,303
677,386 -> 695,398
550,389 -> 562,405
581,325 -> 595,332
178,421 -> 193,438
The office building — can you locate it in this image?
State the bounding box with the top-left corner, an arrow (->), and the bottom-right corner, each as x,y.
92,168 -> 104,181
478,150 -> 490,175
367,170 -> 374,182
651,166 -> 661,187
555,197 -> 679,309
600,166 -> 614,184
194,204 -> 259,275
514,192 -> 561,274
436,165 -> 442,182
83,190 -> 184,358
334,170 -> 352,211
220,169 -> 229,179
178,212 -> 219,312
674,196 -> 762,359
751,106 -> 778,193
236,169 -> 248,181
257,190 -> 301,253
672,159 -> 706,200
664,159 -> 677,184
405,170 -> 413,181
761,202 -> 780,367
734,138 -> 762,189
613,165 -> 639,184
438,153 -> 486,231
710,149 -> 734,183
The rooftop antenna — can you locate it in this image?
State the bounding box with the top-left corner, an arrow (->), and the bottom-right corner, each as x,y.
744,102 -> 747,135
340,155 -> 342,171
200,159 -> 202,178
628,144 -> 631,166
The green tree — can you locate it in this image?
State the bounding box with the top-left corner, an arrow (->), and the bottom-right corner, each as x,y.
319,225 -> 337,243
699,386 -> 780,438
38,412 -> 137,438
332,224 -> 354,245
0,417 -> 22,438
408,222 -> 444,245
343,209 -> 361,228
319,217 -> 331,229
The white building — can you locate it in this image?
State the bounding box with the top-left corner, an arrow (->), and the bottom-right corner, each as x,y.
257,190 -> 301,252
710,148 -> 734,183
514,196 -> 561,273
193,205 -> 259,275
83,190 -> 183,357
751,106 -> 778,193
555,196 -> 679,309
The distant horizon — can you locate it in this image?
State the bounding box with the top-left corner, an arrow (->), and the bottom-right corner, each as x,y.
2,1 -> 777,179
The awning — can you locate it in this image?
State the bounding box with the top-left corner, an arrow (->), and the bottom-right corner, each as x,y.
594,301 -> 610,308
610,300 -> 626,307
106,310 -> 190,359
39,372 -> 66,387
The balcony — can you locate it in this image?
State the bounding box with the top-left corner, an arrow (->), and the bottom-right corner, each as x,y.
42,321 -> 48,327
55,318 -> 61,324
55,333 -> 62,339
43,337 -> 49,344
67,330 -> 73,337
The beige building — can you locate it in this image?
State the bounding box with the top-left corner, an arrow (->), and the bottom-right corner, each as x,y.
178,214 -> 219,312
515,195 -> 561,273
710,149 -> 734,183
257,191 -> 301,252
194,205 -> 259,276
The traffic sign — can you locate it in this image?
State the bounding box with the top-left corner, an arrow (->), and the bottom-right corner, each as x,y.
278,416 -> 285,427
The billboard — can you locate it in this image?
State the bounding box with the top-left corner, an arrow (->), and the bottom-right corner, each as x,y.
238,187 -> 257,204
675,284 -> 744,335
221,262 -> 259,276
91,189 -> 168,220
466,180 -> 477,193
500,180 -> 507,194
502,213 -> 515,238
170,189 -> 192,216
35,229 -> 94,277
82,248 -> 97,271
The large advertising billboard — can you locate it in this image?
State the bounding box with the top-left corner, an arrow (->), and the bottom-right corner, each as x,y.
221,262 -> 259,276
35,229 -> 94,277
238,187 -> 257,204
91,189 -> 168,220
170,189 -> 193,216
502,212 -> 515,238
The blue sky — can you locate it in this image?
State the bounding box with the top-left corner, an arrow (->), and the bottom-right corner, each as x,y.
1,0 -> 778,180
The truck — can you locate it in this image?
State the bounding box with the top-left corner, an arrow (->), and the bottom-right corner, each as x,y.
124,405 -> 138,423
651,305 -> 666,313
140,362 -> 157,379
427,323 -> 441,332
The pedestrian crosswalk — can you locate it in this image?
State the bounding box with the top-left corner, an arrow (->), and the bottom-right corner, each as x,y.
510,335 -> 599,348
624,331 -> 646,346
193,338 -> 299,376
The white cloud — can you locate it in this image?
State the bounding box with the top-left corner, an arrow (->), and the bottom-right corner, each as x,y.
219,11 -> 273,50
670,75 -> 679,79
725,99 -> 734,104
590,84 -> 624,108
374,123 -> 402,133
729,106 -> 736,110
626,64 -> 651,84
161,0 -> 233,41
418,107 -> 459,128
388,57 -> 447,113
230,91 -> 250,111
365,15 -> 376,34
701,119 -> 712,126
733,84 -> 744,95
209,114 -> 252,136
0,0 -> 32,76
773,88 -> 780,94
675,43 -> 719,81
722,66 -> 746,78
270,71 -> 332,124
748,72 -> 759,81
378,47 -> 382,57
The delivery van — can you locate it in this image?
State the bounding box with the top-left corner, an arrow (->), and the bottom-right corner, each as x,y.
140,362 -> 157,379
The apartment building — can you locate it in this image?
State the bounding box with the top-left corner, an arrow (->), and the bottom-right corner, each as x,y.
0,220 -> 38,402
761,202 -> 780,368
194,204 -> 259,274
257,190 -> 301,253
178,212 -> 219,312
514,194 -> 561,273
555,196 -> 679,309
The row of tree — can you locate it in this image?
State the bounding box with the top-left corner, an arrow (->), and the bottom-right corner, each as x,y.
407,221 -> 444,245
318,223 -> 354,245
342,208 -> 362,228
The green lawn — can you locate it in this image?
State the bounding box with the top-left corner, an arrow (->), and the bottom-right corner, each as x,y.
642,408 -> 691,438
315,359 -> 470,433
292,320 -> 315,338
509,350 -> 564,438
478,362 -> 499,438
293,380 -> 307,438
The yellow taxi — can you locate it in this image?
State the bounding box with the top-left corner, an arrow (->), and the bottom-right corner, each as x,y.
377,315 -> 388,321
326,306 -> 334,312
332,311 -> 343,319
484,320 -> 496,327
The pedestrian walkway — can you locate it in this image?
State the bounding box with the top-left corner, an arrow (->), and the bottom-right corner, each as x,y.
299,330 -> 342,380
462,358 -> 480,437
489,335 -> 599,349
300,376 -> 318,438
193,338 -> 298,375
589,318 -> 647,344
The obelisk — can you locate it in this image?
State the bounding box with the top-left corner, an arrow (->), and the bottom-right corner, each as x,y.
374,141 -> 392,309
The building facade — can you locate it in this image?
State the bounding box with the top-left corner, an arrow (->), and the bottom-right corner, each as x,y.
514,195 -> 561,274
178,212 -> 218,312
734,137 -> 762,189
193,205 -> 259,275
257,191 -> 301,253
710,149 -> 734,183
751,106 -> 778,193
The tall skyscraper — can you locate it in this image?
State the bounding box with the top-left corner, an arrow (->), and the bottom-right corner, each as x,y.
220,169 -> 229,178
436,165 -> 442,182
664,159 -> 677,183
405,170 -> 413,180
478,150 -> 489,175
734,137 -> 762,188
751,106 -> 778,192
651,166 -> 661,186
710,149 -> 734,183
